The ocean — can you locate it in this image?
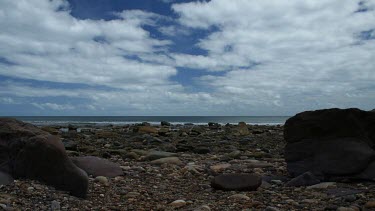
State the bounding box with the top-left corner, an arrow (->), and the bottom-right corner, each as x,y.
8,116 -> 289,126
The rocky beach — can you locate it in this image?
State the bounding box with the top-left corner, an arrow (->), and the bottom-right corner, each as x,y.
0,108 -> 375,211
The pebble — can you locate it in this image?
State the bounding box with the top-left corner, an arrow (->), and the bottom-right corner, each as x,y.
336,207 -> 357,211
265,206 -> 280,211
125,192 -> 141,198
343,195 -> 357,202
95,176 -> 109,186
210,163 -> 231,172
51,200 -> 60,211
169,200 -> 187,208
301,199 -> 319,204
228,194 -> 250,200
193,205 -> 211,211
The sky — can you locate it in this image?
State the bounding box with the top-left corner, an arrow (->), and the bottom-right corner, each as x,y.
0,0 -> 374,116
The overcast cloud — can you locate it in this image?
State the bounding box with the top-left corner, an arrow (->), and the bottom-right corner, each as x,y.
0,0 -> 374,115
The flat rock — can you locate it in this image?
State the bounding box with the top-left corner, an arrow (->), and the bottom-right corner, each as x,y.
150,157 -> 183,165
143,151 -> 177,161
306,182 -> 336,189
71,156 -> 123,178
211,174 -> 262,191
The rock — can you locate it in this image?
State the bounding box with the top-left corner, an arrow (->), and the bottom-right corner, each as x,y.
336,207 -> 356,211
208,122 -> 220,130
343,195 -> 357,202
158,127 -> 170,136
228,194 -> 250,200
0,171 -> 13,186
51,200 -> 60,211
136,126 -> 158,134
286,171 -> 320,187
71,156 -> 123,178
227,150 -> 241,159
161,121 -> 171,126
284,108 -> 375,180
143,151 -> 177,161
95,176 -> 109,186
326,188 -> 363,197
191,126 -> 205,134
41,126 -> 59,135
364,201 -> 375,208
193,146 -> 211,154
265,206 -> 281,211
151,157 -> 183,165
0,118 -> 88,198
211,173 -> 262,191
169,200 -> 187,208
233,122 -> 250,136
210,163 -> 231,173
124,152 -> 139,160
125,192 -> 140,198
306,182 -> 336,190
62,140 -> 78,151
194,205 -> 211,211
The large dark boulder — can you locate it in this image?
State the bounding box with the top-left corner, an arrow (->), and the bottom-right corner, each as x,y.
0,118 -> 88,197
284,108 -> 375,181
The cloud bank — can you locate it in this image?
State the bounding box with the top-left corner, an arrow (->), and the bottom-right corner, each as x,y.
0,0 -> 374,115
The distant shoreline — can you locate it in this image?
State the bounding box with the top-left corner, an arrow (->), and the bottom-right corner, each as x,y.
4,116 -> 289,126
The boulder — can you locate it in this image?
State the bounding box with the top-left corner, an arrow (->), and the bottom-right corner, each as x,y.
211,174 -> 262,191
71,156 -> 123,178
0,118 -> 88,197
284,108 -> 375,180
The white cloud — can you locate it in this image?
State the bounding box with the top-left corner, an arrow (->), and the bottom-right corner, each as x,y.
170,0 -> 375,113
31,103 -> 75,111
0,0 -> 175,89
0,97 -> 15,104
1,0 -> 375,115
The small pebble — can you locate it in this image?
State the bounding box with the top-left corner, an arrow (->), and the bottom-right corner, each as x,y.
169,200 -> 187,208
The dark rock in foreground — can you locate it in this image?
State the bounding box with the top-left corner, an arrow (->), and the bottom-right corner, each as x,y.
0,171 -> 13,185
284,108 -> 375,180
0,118 -> 88,197
71,156 -> 123,178
211,174 -> 262,191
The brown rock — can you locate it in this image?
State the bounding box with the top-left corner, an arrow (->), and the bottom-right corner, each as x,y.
137,126 -> 158,134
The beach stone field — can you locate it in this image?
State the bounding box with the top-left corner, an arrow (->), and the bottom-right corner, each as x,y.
0,108 -> 375,211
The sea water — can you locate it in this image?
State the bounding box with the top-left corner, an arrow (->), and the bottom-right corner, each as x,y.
9,116 -> 289,126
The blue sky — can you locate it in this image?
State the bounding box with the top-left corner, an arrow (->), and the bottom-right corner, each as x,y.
0,0 -> 374,116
